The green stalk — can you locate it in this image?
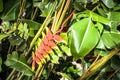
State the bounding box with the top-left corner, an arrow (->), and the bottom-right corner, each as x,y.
79,47 -> 120,80
51,0 -> 66,33
54,0 -> 71,32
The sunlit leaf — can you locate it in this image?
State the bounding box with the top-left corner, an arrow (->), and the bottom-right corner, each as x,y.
69,18 -> 99,58
5,51 -> 33,76
0,34 -> 10,41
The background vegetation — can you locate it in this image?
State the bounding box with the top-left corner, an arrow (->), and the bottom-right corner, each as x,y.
0,0 -> 120,80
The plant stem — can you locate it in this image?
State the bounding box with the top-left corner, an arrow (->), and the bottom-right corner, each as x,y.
79,47 -> 120,80
53,0 -> 71,33
6,69 -> 15,80
31,7 -> 38,20
51,0 -> 66,33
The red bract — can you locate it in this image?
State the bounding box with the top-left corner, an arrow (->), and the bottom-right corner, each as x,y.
35,50 -> 44,60
34,56 -> 40,63
48,40 -> 56,48
53,34 -> 63,42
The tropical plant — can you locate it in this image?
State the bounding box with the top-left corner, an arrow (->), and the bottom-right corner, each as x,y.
0,0 -> 120,80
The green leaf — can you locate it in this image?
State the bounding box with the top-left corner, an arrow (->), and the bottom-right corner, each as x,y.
102,0 -> 116,8
111,55 -> 120,70
94,49 -> 109,56
5,51 -> 33,76
107,12 -> 120,31
1,0 -> 20,20
69,18 -> 99,58
101,31 -> 120,48
0,34 -> 10,41
87,10 -> 111,25
9,36 -> 23,46
21,19 -> 41,30
0,57 -> 2,72
0,0 -> 3,12
108,12 -> 120,22
101,31 -> 116,48
34,2 -> 55,17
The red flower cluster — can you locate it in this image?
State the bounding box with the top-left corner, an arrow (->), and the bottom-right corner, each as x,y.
32,29 -> 64,71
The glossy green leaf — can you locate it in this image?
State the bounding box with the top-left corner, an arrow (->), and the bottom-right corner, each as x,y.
1,0 -> 20,20
0,34 -> 10,41
0,0 -> 3,12
102,0 -> 116,8
0,57 -> 2,72
5,51 -> 33,76
69,18 -> 99,58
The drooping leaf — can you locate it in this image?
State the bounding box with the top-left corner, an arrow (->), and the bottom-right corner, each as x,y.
69,18 -> 99,58
0,0 -> 3,12
1,0 -> 20,21
0,34 -> 10,41
5,51 -> 33,76
0,57 -> 2,72
102,0 -> 116,8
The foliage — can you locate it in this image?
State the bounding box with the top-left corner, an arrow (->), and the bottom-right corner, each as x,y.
0,0 -> 120,80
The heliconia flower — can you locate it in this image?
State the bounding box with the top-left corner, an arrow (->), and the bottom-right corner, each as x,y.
32,28 -> 65,69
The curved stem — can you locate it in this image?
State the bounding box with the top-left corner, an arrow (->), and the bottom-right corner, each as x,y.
79,47 -> 120,80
